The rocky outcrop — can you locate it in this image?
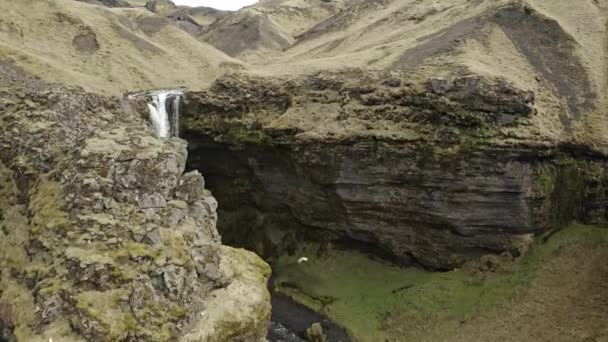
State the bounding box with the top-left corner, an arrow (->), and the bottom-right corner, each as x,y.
145,0 -> 178,16
186,7 -> 229,27
182,73 -> 608,269
0,63 -> 270,341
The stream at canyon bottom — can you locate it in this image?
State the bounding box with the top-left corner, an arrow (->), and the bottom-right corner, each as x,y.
267,281 -> 351,342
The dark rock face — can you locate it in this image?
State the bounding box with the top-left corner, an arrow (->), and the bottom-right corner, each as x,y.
186,138 -> 539,269
183,74 -> 608,269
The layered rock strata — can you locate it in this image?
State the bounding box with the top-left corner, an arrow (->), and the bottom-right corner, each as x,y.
183,73 -> 608,269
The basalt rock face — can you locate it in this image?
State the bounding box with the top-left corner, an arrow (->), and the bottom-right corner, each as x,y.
183,73 -> 608,269
0,63 -> 270,341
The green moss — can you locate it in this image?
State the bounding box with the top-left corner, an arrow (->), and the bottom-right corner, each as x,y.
219,208 -> 302,260
224,125 -> 273,146
537,158 -> 586,230
29,176 -> 71,233
75,289 -> 141,340
116,242 -> 158,259
167,304 -> 188,319
273,224 -> 608,342
37,278 -> 69,297
159,229 -> 194,271
185,116 -> 273,148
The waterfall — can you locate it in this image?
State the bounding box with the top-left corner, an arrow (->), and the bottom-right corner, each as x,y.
129,89 -> 184,138
171,94 -> 180,138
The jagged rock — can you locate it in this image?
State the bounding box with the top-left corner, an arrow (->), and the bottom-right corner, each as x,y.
163,201 -> 189,227
0,63 -> 271,341
138,192 -> 168,209
40,295 -> 64,325
175,171 -> 208,203
159,264 -> 186,300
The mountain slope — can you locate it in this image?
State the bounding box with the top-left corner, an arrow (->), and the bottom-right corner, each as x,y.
244,0 -> 608,148
0,0 -> 242,95
200,0 -> 345,60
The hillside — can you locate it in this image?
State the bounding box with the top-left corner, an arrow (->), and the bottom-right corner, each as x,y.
0,0 -> 241,95
236,0 -> 605,148
200,0 -> 345,59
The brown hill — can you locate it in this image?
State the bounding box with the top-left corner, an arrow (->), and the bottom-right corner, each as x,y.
238,0 -> 608,149
200,0 -> 345,59
0,0 -> 241,95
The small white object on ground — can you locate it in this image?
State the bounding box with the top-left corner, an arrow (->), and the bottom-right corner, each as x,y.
298,257 -> 309,263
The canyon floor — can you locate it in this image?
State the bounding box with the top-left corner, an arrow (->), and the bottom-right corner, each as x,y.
273,224 -> 608,341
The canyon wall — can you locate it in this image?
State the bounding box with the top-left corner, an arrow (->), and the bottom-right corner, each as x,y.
183,73 -> 608,269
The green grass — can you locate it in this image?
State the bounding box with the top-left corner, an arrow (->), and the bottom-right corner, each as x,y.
273,223 -> 608,341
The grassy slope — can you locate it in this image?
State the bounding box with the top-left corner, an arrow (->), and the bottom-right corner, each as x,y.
0,0 -> 241,95
273,223 -> 608,341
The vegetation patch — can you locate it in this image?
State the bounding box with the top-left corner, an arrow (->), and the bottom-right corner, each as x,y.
273,223 -> 608,341
29,176 -> 71,233
184,116 -> 274,148
537,158 -> 588,230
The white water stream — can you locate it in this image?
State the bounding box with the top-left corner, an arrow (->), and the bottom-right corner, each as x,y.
130,89 -> 184,138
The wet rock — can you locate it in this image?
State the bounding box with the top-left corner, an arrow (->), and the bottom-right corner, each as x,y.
306,323 -> 326,342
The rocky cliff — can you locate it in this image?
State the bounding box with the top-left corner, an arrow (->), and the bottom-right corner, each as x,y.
173,0 -> 608,269
0,62 -> 270,341
182,60 -> 608,269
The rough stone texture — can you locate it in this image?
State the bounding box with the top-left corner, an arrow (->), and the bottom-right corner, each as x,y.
183,73 -> 608,269
0,63 -> 270,341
